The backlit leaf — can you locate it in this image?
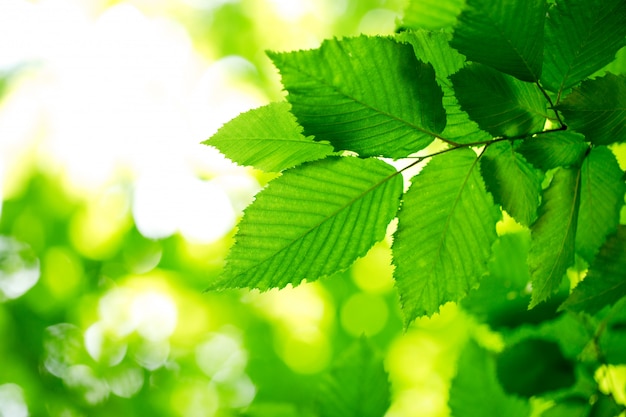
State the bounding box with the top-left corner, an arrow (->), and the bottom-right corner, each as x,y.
393,148 -> 500,321
529,167 -> 581,308
213,157 -> 402,290
268,36 -> 446,158
451,0 -> 546,81
516,131 -> 588,170
542,0 -> 626,93
206,102 -> 334,172
561,226 -> 626,314
451,64 -> 548,137
557,73 -> 626,145
576,147 -> 626,262
481,141 -> 543,226
401,0 -> 465,31
449,341 -> 530,417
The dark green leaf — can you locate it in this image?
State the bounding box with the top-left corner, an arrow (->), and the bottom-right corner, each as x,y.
213,157 -> 402,290
401,0 -> 465,31
542,0 -> 626,93
516,131 -> 589,170
599,298 -> 626,364
529,167 -> 581,308
397,30 -> 491,144
451,64 -> 548,137
206,102 -> 334,172
589,393 -> 624,417
393,148 -> 499,321
542,398 -> 590,417
481,141 -> 543,226
268,36 -> 446,158
557,73 -> 626,145
316,338 -> 390,417
561,226 -> 626,314
576,147 -> 626,262
496,339 -> 575,397
451,0 -> 546,81
449,341 -> 530,417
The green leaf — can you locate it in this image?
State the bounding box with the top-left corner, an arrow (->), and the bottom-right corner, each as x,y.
392,148 -> 499,321
316,338 -> 390,417
481,141 -> 543,226
450,0 -> 546,81
516,131 -> 589,170
557,73 -> 626,145
397,30 -> 491,144
400,0 -> 465,31
205,102 -> 334,172
561,226 -> 626,314
268,36 -> 446,158
598,298 -> 626,364
451,64 -> 548,137
449,341 -> 530,417
213,156 -> 402,290
529,167 -> 582,308
542,0 -> 626,93
576,147 -> 626,262
542,399 -> 590,417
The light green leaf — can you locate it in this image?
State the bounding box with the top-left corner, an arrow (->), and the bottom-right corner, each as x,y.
316,337 -> 390,417
213,157 -> 402,290
268,36 -> 446,159
401,0 -> 465,31
542,0 -> 626,93
392,148 -> 500,321
451,0 -> 546,81
481,141 -> 543,226
449,341 -> 530,417
451,64 -> 548,137
529,167 -> 582,308
516,131 -> 588,170
576,147 -> 626,262
397,30 -> 491,144
557,73 -> 626,145
206,102 -> 334,172
561,226 -> 626,314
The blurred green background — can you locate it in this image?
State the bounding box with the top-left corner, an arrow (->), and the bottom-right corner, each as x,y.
0,1 -> 482,416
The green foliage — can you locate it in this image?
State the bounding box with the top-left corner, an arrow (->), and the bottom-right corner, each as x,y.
206,0 -> 626,415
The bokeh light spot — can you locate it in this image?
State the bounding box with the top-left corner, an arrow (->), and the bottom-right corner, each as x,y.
0,236 -> 39,301
0,383 -> 28,417
340,292 -> 389,337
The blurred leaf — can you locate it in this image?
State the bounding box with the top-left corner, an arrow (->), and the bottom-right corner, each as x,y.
529,167 -> 581,308
496,339 -> 576,397
561,226 -> 626,314
449,341 -> 530,417
541,398 -> 590,417
557,74 -> 626,145
575,147 -> 626,262
393,148 -> 499,321
451,64 -> 547,137
268,36 -> 446,158
451,0 -> 546,81
481,141 -> 543,226
316,337 -> 390,417
588,393 -> 624,417
206,102 -> 333,172
400,0 -> 465,31
516,131 -> 589,170
542,0 -> 626,93
213,157 -> 402,290
598,298 -> 626,364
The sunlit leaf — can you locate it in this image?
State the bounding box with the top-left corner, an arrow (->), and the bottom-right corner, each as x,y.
542,0 -> 626,93
516,131 -> 588,170
481,141 -> 543,226
529,167 -> 581,308
451,0 -> 546,81
268,36 -> 446,158
561,226 -> 626,314
451,64 -> 547,137
393,148 -> 500,321
449,341 -> 530,417
213,157 -> 402,290
401,0 -> 465,31
557,73 -> 626,145
316,338 -> 390,417
205,102 -> 334,172
576,147 -> 626,262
